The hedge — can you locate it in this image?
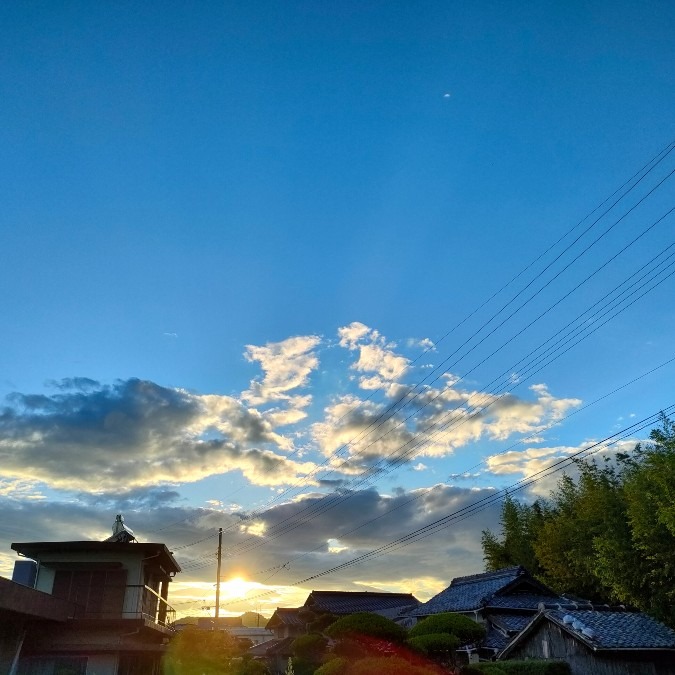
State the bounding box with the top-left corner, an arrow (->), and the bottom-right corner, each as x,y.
464,661 -> 570,675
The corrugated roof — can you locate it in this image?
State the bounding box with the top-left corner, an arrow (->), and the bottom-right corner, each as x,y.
305,591 -> 419,615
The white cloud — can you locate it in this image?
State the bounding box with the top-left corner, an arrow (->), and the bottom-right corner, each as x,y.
242,335 -> 321,406
485,439 -> 638,496
338,322 -> 409,385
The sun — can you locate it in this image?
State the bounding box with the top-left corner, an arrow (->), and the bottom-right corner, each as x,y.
221,576 -> 255,600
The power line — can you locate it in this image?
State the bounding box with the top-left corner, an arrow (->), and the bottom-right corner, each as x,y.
162,141 -> 675,553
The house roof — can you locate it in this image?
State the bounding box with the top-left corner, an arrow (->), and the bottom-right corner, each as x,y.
11,540 -> 181,574
304,590 -> 420,615
501,606 -> 675,657
411,566 -> 557,615
481,613 -> 534,652
247,637 -> 295,657
266,607 -> 305,630
486,591 -> 563,611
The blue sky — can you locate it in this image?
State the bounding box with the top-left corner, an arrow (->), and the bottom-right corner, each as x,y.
1,1 -> 674,615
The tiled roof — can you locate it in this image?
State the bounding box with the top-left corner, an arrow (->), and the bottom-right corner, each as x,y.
266,607 -> 305,630
546,608 -> 675,650
305,591 -> 419,615
482,625 -> 511,651
488,613 -> 533,634
481,613 -> 534,653
247,637 -> 295,657
487,592 -> 562,610
411,566 -> 530,615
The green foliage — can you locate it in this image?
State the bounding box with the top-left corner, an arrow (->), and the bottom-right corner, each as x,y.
324,612 -> 406,643
407,633 -> 460,656
409,613 -> 486,644
237,659 -> 270,675
290,633 -> 327,661
462,662 -> 569,675
479,416 -> 675,626
492,661 -> 570,674
482,494 -> 545,574
348,656 -> 442,675
164,626 -> 240,675
308,612 -> 338,634
315,654 -> 441,675
461,665 -> 507,675
313,657 -> 349,675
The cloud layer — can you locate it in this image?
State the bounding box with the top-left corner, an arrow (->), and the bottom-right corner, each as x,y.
0,378 -> 314,492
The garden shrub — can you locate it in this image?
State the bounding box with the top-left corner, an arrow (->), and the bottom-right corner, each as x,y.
407,633 -> 461,657
409,613 -> 486,645
313,658 -> 349,675
464,661 -> 570,675
324,612 -> 407,643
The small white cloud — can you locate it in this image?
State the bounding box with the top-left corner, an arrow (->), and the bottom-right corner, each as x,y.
413,463 -> 427,472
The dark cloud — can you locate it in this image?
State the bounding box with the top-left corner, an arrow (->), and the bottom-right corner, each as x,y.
0,378 -> 312,492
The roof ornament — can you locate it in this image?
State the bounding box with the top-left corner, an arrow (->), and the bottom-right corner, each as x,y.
105,514 -> 136,543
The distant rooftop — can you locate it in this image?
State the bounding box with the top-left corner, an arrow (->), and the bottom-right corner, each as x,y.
305,590 -> 420,615
411,566 -> 558,615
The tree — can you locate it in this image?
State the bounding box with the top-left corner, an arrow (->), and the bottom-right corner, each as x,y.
481,494 -> 544,574
164,626 -> 239,675
480,415 -> 675,627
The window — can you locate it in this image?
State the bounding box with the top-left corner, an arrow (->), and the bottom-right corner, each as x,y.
118,654 -> 161,675
52,569 -> 127,618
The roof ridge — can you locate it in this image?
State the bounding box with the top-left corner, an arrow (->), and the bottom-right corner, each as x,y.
452,566 -> 524,585
309,590 -> 415,597
541,602 -> 632,612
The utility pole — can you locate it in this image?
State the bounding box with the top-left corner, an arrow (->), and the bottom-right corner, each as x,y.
215,527 -> 222,621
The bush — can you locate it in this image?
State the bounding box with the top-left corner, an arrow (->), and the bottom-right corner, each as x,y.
349,656 -> 443,675
464,661 -> 570,675
325,612 -> 407,643
407,633 -> 461,657
314,658 -> 349,675
237,659 -> 271,675
290,634 -> 328,661
409,614 -> 486,645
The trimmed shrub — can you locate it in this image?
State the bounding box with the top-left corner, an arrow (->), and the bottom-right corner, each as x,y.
325,612 -> 407,643
464,661 -> 570,675
290,634 -> 328,660
496,661 -> 571,675
349,656 -> 442,675
409,613 -> 486,645
407,633 -> 461,657
313,658 -> 349,675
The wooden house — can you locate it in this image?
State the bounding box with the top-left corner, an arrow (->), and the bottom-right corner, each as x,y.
500,603 -> 675,675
